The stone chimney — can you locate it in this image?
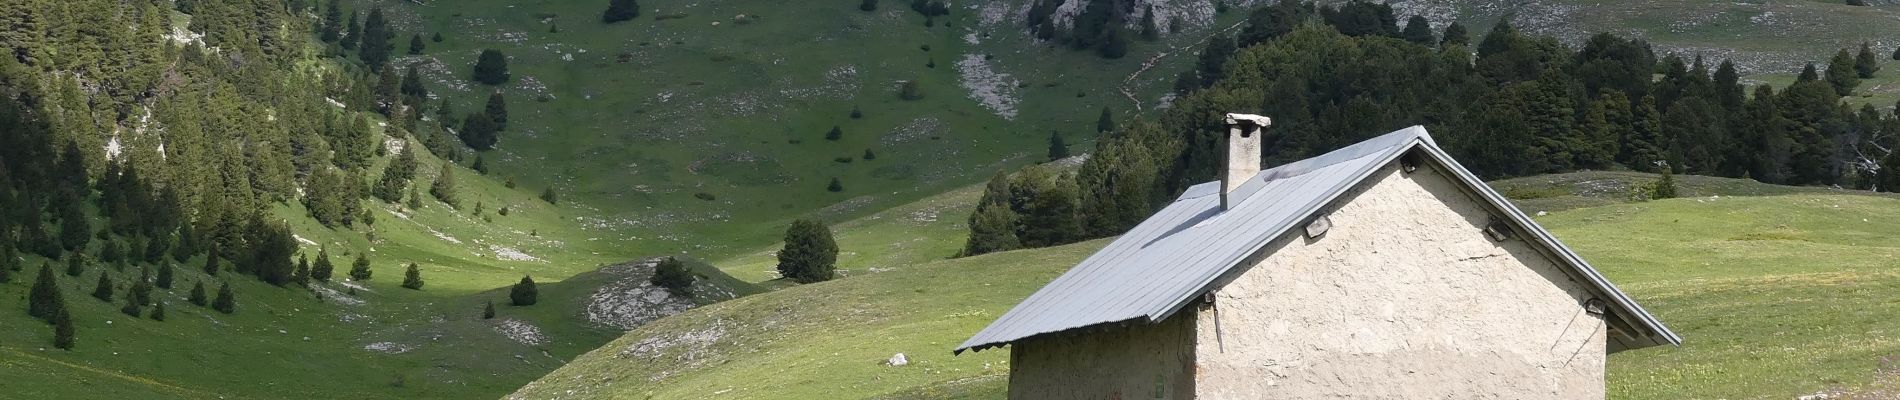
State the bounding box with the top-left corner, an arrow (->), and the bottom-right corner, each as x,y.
1222,113 -> 1270,210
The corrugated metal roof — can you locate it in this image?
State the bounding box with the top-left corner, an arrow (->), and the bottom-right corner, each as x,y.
955,126 -> 1679,354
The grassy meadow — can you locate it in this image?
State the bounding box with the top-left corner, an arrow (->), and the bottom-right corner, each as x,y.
516,173 -> 1900,399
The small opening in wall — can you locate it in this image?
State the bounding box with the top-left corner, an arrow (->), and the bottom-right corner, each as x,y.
1401,152 -> 1421,173
1483,219 -> 1515,242
1304,214 -> 1332,239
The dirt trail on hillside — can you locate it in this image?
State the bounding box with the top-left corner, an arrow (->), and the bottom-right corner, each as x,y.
1119,19 -> 1252,111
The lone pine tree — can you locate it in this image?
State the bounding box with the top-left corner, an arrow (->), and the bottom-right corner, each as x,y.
430,163 -> 458,208
53,308 -> 75,350
312,247 -> 335,282
483,301 -> 496,319
511,275 -> 538,306
401,263 -> 425,290
188,281 -> 207,306
29,264 -> 63,323
1047,131 -> 1069,161
212,282 -> 236,314
775,219 -> 838,283
91,273 -> 114,302
350,253 -> 373,281
151,302 -> 167,321
472,49 -> 510,85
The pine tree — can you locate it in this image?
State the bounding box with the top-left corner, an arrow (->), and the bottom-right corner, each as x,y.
1401,15 -> 1434,45
1097,107 -> 1116,133
1440,22 -> 1469,48
485,92 -> 509,130
212,282 -> 235,314
65,251 -> 84,277
1618,94 -> 1668,172
292,255 -> 310,287
510,275 -> 538,306
1017,172 -> 1083,247
1139,5 -> 1160,41
850,105 -> 863,119
188,281 -> 207,306
320,0 -> 344,43
430,163 -> 458,208
1195,35 -> 1237,87
150,302 -> 166,321
1827,49 -> 1860,95
775,219 -> 838,283
28,264 -> 63,323
433,32 -> 444,42
1650,167 -> 1679,199
0,253 -> 11,284
59,201 -> 90,252
400,263 -> 424,290
1047,131 -> 1069,161
342,11 -> 361,50
540,187 -> 559,205
863,149 -> 877,160
360,8 -> 395,70
120,295 -> 142,317
826,125 -> 843,141
1856,42 -> 1880,79
472,49 -> 510,85
312,247 -> 335,282
375,145 -> 418,203
650,257 -> 695,296
349,253 -> 372,281
408,33 -> 425,55
482,300 -> 496,319
603,0 -> 641,23
131,270 -> 152,305
960,172 -> 1021,257
827,177 -> 844,192
459,111 -> 499,151
52,308 -> 74,350
91,272 -> 114,302
203,252 -> 220,276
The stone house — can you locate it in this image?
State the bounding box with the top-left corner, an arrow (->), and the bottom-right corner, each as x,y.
955,115 -> 1678,399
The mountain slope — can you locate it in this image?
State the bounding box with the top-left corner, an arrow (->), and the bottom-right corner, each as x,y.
514,175 -> 1900,399
357,0 -> 1243,260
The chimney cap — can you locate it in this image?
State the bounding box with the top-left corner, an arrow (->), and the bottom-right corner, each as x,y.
1224,113 -> 1271,127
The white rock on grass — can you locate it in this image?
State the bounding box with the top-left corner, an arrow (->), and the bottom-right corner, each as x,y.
888,353 -> 909,366
494,319 -> 549,346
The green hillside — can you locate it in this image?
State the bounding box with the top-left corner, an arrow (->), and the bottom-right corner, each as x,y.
356,0 -> 1236,260
515,175 -> 1900,399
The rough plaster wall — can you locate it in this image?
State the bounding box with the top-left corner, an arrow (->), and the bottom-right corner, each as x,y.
1192,162 -> 1608,399
1008,314 -> 1198,400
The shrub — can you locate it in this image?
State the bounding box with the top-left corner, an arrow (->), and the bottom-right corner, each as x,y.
401,263 -> 425,290
650,257 -> 695,296
775,219 -> 838,283
694,192 -> 716,201
510,276 -> 538,306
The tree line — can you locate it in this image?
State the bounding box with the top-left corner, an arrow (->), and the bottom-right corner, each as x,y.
962,1 -> 1900,257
